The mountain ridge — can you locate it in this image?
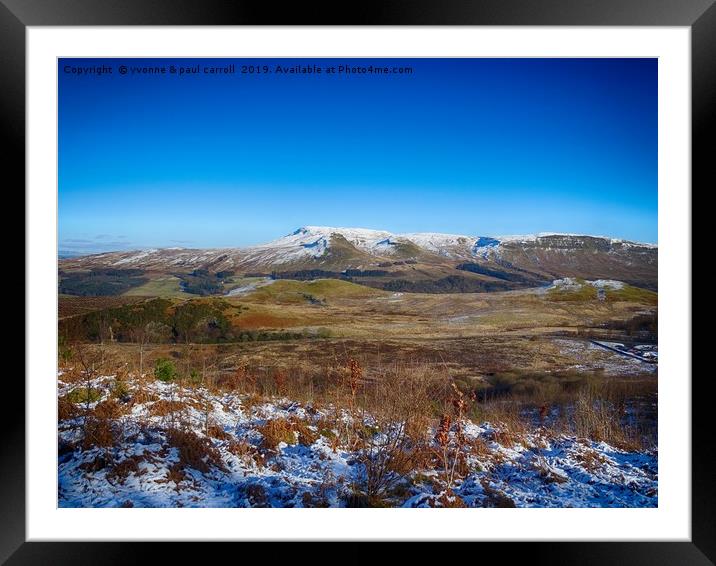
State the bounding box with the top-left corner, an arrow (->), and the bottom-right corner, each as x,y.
59,226 -> 658,294
61,225 -> 657,260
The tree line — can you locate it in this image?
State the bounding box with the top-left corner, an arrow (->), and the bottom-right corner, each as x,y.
59,297 -> 329,346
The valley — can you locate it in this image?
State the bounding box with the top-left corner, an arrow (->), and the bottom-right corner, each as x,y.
57,226 -> 658,508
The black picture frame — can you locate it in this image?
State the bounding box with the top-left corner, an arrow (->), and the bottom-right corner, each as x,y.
6,0 -> 709,562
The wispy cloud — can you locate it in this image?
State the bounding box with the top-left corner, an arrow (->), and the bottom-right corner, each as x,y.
59,238 -> 137,255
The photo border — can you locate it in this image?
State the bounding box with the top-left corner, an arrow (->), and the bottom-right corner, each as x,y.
6,0 -> 710,562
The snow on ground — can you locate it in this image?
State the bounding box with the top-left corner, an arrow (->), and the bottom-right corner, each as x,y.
548,277 -> 625,290
549,278 -> 584,291
111,249 -> 160,266
58,373 -> 657,508
591,341 -> 658,363
589,279 -> 625,290
406,423 -> 656,508
554,339 -> 657,375
226,278 -> 276,297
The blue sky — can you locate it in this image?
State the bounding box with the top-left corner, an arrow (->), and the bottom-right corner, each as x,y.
59,58 -> 657,253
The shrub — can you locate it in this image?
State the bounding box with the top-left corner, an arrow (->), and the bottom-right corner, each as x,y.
166,427 -> 225,473
207,423 -> 231,440
242,483 -> 269,507
107,455 -> 143,485
290,418 -> 319,446
82,417 -> 116,449
66,386 -> 101,404
257,418 -> 297,450
154,358 -> 177,382
93,398 -> 124,420
111,379 -> 131,400
58,396 -> 80,420
571,386 -> 640,450
227,439 -> 264,467
58,336 -> 73,363
316,327 -> 332,339
189,369 -> 202,385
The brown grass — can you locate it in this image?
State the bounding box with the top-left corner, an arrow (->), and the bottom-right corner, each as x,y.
479,479 -> 516,508
93,398 -> 127,420
257,418 -> 297,450
430,489 -> 468,508
290,418 -> 319,447
59,299 -> 657,488
166,428 -> 226,473
148,399 -> 188,417
236,311 -> 300,329
167,462 -> 187,485
130,387 -> 159,406
107,455 -> 144,485
467,436 -> 492,459
574,448 -> 609,471
58,295 -> 148,319
226,439 -> 264,467
206,423 -> 231,441
570,386 -> 644,450
302,491 -> 330,508
82,417 -> 116,449
243,483 -> 269,507
58,367 -> 84,384
58,396 -> 80,421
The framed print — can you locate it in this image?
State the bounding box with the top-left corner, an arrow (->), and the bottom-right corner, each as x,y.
6,0 -> 711,562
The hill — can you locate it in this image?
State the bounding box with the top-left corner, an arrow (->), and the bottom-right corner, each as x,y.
58,226 -> 657,296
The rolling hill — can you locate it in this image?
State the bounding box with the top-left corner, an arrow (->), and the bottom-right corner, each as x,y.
59,226 -> 658,295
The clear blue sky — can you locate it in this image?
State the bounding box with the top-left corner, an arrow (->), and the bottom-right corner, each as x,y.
59,58 -> 657,253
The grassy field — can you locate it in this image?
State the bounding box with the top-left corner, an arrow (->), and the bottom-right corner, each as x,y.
62,276 -> 657,387
240,278 -> 384,304
223,279 -> 657,340
123,276 -> 188,298
62,276 -> 658,342
58,278 -> 658,508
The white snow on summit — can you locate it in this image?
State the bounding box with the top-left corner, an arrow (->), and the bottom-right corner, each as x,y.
100,227 -> 656,268
243,226 -> 485,263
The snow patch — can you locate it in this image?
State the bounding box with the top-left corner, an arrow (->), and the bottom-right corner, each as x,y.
58,373 -> 657,508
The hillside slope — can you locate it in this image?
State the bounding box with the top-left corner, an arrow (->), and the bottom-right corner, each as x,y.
59,226 -> 658,294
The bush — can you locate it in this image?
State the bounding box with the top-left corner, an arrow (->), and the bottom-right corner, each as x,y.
111,379 -> 131,400
58,336 -> 73,363
189,369 -> 202,385
166,428 -> 226,473
291,418 -> 319,446
66,386 -> 101,404
258,418 -> 297,450
154,358 -> 177,382
58,396 -> 80,420
82,417 -> 116,449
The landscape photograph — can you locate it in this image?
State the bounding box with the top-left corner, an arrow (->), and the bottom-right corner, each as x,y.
57,57 -> 658,508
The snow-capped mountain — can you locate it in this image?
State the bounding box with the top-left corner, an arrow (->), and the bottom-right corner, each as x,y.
238,226 -> 656,265
59,226 -> 658,292
243,226 -> 479,263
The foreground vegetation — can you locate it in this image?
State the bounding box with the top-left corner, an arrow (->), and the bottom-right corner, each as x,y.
58,338 -> 657,508
58,279 -> 658,507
